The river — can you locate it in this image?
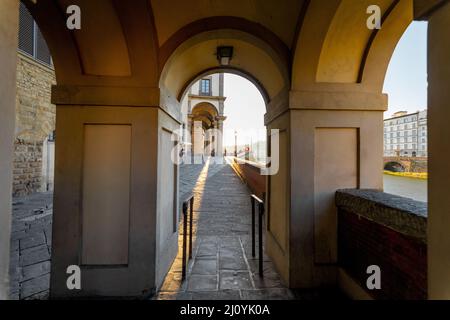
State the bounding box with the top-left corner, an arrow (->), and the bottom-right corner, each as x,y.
383,174 -> 427,202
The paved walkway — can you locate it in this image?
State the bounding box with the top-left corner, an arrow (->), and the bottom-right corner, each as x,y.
8,159 -> 342,300
155,159 -> 295,300
9,192 -> 53,300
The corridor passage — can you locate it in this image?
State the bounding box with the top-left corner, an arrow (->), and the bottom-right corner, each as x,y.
155,158 -> 295,300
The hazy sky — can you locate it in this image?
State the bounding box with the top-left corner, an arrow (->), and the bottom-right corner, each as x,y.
222,21 -> 428,147
383,21 -> 428,118
223,74 -> 266,147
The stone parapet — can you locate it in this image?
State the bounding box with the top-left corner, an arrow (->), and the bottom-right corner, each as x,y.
336,189 -> 427,299
335,189 -> 427,243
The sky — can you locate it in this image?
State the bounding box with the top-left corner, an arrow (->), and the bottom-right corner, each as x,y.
382,21 -> 428,118
222,74 -> 266,147
222,21 -> 428,147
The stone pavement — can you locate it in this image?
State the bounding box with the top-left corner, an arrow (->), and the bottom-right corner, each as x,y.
8,159 -> 344,300
9,192 -> 53,300
155,158 -> 297,300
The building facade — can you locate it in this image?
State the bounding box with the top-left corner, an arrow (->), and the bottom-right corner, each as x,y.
384,110 -> 428,157
181,73 -> 227,160
13,3 -> 56,196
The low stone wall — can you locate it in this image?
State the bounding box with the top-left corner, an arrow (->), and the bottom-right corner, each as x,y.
229,158 -> 266,199
336,189 -> 427,300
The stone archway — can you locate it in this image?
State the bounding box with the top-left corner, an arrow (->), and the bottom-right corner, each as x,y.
384,161 -> 407,172
189,102 -> 221,158
1,0 -> 450,300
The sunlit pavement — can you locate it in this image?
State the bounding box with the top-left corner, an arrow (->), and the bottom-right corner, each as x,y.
8,160 -> 344,300
155,159 -> 297,300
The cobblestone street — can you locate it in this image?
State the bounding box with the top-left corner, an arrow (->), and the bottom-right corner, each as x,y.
155,158 -> 297,300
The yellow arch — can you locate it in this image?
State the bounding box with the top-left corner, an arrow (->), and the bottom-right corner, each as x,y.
291,0 -> 413,93
159,29 -> 290,106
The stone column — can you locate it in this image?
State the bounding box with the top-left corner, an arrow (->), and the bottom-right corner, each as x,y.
216,116 -> 226,157
187,115 -> 194,162
0,0 -> 19,300
428,2 -> 450,300
193,120 -> 204,160
50,86 -> 180,298
265,90 -> 385,289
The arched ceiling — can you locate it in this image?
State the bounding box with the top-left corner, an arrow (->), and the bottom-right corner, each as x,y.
316,0 -> 394,83
150,0 -> 305,48
191,102 -> 220,129
291,0 -> 414,92
58,0 -> 131,77
192,102 -> 219,118
23,0 -> 426,107
160,29 -> 289,104
23,0 -> 159,87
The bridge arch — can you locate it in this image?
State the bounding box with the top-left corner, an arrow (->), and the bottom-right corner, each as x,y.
384,161 -> 406,172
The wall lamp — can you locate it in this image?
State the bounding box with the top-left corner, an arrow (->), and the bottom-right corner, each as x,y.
217,46 -> 234,66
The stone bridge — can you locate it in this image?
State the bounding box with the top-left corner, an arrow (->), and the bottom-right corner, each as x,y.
383,157 -> 428,173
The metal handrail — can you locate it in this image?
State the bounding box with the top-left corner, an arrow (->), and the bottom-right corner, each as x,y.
181,195 -> 194,280
250,194 -> 265,277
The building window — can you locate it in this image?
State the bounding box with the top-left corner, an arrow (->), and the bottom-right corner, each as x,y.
199,79 -> 211,96
18,3 -> 52,66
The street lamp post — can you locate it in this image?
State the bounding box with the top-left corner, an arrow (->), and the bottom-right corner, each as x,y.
234,130 -> 238,157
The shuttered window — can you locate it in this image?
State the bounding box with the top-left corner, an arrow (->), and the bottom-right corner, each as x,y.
18,2 -> 34,55
18,2 -> 52,66
35,27 -> 51,65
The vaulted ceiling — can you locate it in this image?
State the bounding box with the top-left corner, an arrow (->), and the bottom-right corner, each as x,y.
150,0 -> 305,49
22,0 -> 445,106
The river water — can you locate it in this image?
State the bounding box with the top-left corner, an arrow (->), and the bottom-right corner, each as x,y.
383,174 -> 427,202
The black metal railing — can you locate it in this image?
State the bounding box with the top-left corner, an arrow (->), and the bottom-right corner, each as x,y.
181,195 -> 194,280
250,194 -> 264,277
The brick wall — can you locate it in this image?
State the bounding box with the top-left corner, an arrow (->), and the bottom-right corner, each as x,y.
13,53 -> 56,196
338,209 -> 427,300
